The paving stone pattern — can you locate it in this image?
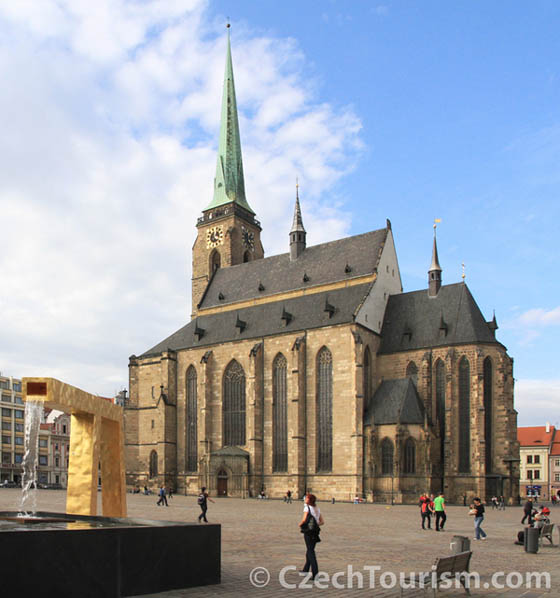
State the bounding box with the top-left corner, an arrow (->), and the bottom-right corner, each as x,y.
0,490 -> 557,597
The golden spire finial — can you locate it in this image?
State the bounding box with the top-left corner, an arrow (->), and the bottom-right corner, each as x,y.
461,262 -> 466,280
433,217 -> 441,231
296,177 -> 299,199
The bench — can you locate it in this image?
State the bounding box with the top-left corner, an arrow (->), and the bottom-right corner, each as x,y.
400,551 -> 472,597
538,523 -> 556,547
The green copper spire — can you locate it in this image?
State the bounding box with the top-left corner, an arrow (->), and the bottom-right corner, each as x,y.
205,27 -> 254,214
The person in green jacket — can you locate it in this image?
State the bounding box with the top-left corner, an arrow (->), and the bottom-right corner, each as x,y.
434,492 -> 446,531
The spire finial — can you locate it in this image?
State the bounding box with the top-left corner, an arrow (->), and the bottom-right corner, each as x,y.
296,177 -> 299,199
461,262 -> 466,280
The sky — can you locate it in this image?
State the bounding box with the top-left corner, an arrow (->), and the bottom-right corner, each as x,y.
0,1 -> 558,427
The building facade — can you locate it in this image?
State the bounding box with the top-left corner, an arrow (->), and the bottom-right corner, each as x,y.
549,429 -> 560,501
518,425 -> 555,500
124,34 -> 520,503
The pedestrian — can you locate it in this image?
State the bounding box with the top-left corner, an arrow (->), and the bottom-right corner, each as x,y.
167,486 -> 174,500
299,493 -> 324,580
286,490 -> 292,504
420,494 -> 431,530
470,497 -> 487,540
434,492 -> 447,531
197,486 -> 214,523
491,496 -> 498,510
499,495 -> 505,510
156,486 -> 168,506
521,497 -> 535,525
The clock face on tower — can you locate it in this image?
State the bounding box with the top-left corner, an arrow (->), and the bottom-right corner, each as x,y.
242,226 -> 255,251
206,225 -> 224,248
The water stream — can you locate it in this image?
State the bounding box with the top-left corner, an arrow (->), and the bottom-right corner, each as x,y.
19,400 -> 44,516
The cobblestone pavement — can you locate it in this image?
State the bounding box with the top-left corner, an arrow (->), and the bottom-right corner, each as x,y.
1,490 -> 558,597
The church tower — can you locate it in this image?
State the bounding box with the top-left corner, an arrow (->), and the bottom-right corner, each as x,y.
428,222 -> 442,297
191,27 -> 264,315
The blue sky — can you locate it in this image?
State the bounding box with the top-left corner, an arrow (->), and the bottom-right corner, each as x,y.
0,1 -> 558,426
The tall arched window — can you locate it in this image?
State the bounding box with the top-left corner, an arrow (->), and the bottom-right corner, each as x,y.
483,357 -> 493,474
149,450 -> 158,478
363,346 -> 371,413
317,347 -> 333,472
403,437 -> 416,474
186,366 -> 197,472
406,361 -> 418,386
435,359 -> 446,466
223,360 -> 246,446
273,353 -> 288,472
381,438 -> 394,475
458,356 -> 470,473
210,249 -> 221,273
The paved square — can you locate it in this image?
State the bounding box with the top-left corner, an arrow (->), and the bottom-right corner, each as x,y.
0,490 -> 557,596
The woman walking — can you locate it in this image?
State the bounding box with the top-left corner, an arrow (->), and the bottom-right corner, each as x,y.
471,497 -> 487,540
299,494 -> 324,579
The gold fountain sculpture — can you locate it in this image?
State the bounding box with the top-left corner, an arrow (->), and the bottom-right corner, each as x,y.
23,377 -> 127,518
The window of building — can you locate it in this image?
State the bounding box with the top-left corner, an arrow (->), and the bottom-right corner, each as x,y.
55,457 -> 60,467
403,437 -> 416,474
316,347 -> 333,472
2,436 -> 11,445
483,357 -> 493,474
1,394 -> 11,402
381,438 -> 394,475
1,408 -> 11,417
14,453 -> 23,463
62,425 -> 67,434
556,459 -> 560,468
534,470 -> 540,480
1,422 -> 10,431
13,382 -> 21,392
14,397 -> 23,405
55,443 -> 59,451
223,360 -> 246,446
186,366 -> 198,472
527,470 -> 533,480
14,410 -> 24,419
458,357 -> 470,473
272,354 -> 288,472
15,423 -> 23,432
406,361 -> 418,387
38,455 -> 48,466
555,473 -> 560,482
0,380 -> 9,390
527,455 -> 533,464
149,450 -> 158,478
151,420 -> 154,429
2,452 -> 10,463
39,438 -> 48,448
534,455 -> 540,464
363,347 -> 371,414
14,437 -> 23,446
435,359 -> 446,471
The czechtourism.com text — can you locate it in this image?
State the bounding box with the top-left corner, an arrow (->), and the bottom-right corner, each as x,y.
249,565 -> 551,590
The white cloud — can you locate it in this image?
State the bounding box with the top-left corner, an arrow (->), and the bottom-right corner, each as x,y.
515,379 -> 560,427
0,1 -> 363,397
518,307 -> 560,326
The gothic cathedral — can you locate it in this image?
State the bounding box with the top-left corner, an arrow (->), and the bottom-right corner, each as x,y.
124,33 -> 520,503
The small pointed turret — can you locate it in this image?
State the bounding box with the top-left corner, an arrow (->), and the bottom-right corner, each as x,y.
428,221 -> 442,297
206,26 -> 254,214
290,181 -> 306,260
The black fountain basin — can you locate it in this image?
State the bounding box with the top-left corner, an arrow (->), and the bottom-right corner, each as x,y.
0,511 -> 220,597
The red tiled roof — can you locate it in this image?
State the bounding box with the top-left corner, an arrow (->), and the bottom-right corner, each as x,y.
517,426 -> 555,447
550,429 -> 560,456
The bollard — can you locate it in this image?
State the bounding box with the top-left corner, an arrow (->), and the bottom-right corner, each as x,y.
450,535 -> 471,554
524,526 -> 539,553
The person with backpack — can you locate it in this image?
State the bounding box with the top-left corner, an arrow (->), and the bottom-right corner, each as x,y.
197,487 -> 214,523
420,493 -> 432,530
298,493 -> 324,580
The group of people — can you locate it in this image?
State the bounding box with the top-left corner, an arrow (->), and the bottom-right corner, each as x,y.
514,497 -> 551,545
418,492 -> 447,531
156,485 -> 173,506
490,495 -> 506,510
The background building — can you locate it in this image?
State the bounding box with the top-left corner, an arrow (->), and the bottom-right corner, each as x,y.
124,35 -> 520,504
518,424 -> 555,499
548,428 -> 560,501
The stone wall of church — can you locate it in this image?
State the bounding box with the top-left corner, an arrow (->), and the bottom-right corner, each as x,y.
376,342 -> 519,503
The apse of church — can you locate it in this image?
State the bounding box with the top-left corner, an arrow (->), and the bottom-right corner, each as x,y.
124,30 -> 519,504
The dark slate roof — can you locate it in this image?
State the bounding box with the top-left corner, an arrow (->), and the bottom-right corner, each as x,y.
141,283 -> 371,356
364,378 -> 425,426
199,228 -> 387,309
379,283 -> 498,354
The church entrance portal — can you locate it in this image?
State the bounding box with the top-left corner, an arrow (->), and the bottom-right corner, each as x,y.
217,469 -> 228,496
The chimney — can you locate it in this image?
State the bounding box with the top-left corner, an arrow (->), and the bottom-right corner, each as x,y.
546,422 -> 550,434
